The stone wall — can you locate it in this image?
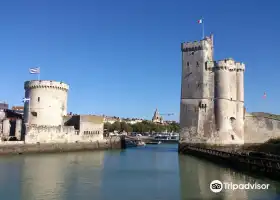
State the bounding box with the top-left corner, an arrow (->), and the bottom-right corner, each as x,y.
244,114 -> 280,143
0,137 -> 121,155
0,141 -> 25,145
25,125 -> 76,143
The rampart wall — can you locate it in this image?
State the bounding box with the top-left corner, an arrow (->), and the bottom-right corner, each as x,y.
24,125 -> 103,144
244,114 -> 280,143
0,137 -> 121,155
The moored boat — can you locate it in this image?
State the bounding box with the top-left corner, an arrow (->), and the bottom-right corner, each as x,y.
146,141 -> 161,145
136,141 -> 146,146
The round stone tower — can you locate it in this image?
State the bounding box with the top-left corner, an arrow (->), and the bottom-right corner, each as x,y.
24,80 -> 69,126
236,62 -> 245,138
214,59 -> 233,131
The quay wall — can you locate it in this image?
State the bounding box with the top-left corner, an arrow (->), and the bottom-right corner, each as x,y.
178,142 -> 280,180
244,114 -> 280,143
0,138 -> 122,155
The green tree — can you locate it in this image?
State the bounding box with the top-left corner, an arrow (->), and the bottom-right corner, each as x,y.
120,121 -> 127,132
126,124 -> 133,133
112,121 -> 121,131
104,122 -> 114,132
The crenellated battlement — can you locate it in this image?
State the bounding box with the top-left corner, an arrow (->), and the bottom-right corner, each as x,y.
214,58 -> 245,72
205,60 -> 215,70
24,80 -> 69,92
181,35 -> 213,52
215,58 -> 236,71
236,62 -> 245,71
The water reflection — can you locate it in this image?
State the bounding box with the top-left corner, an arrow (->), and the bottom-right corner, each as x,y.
20,151 -> 105,200
0,145 -> 279,200
179,154 -> 280,200
0,157 -> 23,200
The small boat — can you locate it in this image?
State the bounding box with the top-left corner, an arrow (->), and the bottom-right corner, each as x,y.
146,141 -> 161,145
136,141 -> 146,146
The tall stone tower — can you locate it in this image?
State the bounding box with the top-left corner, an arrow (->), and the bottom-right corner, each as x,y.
180,35 -> 215,142
180,35 -> 245,144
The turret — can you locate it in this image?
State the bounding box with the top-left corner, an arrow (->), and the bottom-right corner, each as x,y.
24,80 -> 69,126
236,62 -> 245,102
214,59 -> 232,131
235,62 -> 245,139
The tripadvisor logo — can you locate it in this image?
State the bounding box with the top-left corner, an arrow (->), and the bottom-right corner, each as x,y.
210,180 -> 270,193
210,180 -> 223,193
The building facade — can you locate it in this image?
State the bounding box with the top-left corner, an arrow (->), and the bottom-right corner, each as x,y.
180,34 -> 245,144
0,109 -> 23,141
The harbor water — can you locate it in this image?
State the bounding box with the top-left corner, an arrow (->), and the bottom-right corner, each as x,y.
0,144 -> 280,200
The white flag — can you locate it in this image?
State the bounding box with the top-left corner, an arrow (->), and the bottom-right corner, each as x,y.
29,67 -> 40,74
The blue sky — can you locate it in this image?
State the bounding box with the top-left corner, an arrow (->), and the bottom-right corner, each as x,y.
0,0 -> 279,121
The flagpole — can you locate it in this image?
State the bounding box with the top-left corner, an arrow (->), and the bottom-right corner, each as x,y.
202,18 -> 205,39
38,67 -> 40,80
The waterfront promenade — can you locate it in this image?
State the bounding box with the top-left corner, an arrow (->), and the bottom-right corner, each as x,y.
0,144 -> 279,200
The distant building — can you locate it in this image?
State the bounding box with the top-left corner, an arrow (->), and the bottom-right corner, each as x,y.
0,109 -> 23,141
0,102 -> 8,111
165,120 -> 177,124
103,116 -> 122,124
12,106 -> 24,115
64,114 -> 104,141
152,109 -> 163,124
126,119 -> 143,124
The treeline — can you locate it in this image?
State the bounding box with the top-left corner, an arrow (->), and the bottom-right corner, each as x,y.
104,120 -> 180,133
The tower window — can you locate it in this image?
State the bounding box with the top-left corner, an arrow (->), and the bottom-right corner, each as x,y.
196,61 -> 199,66
38,97 -> 40,102
187,62 -> 189,66
231,135 -> 235,140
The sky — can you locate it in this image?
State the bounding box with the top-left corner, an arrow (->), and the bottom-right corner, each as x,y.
0,0 -> 279,121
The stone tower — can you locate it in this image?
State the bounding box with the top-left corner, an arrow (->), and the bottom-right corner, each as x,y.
180,35 -> 245,144
152,108 -> 162,123
180,35 -> 215,142
24,80 -> 69,126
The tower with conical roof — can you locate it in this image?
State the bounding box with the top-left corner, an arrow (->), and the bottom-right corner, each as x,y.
152,109 -> 162,123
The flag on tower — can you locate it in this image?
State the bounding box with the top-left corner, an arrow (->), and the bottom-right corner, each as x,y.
22,98 -> 30,103
197,17 -> 204,39
263,92 -> 267,99
29,67 -> 40,74
198,19 -> 203,24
